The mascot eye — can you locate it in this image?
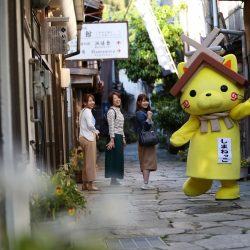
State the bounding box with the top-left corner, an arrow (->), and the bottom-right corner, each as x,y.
189,90 -> 196,97
220,85 -> 228,92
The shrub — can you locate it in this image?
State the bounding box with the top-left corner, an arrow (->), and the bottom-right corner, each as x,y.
124,114 -> 137,144
158,134 -> 167,149
69,148 -> 84,183
178,149 -> 188,162
6,234 -> 102,250
241,158 -> 250,168
152,95 -> 187,132
30,163 -> 86,222
69,148 -> 84,170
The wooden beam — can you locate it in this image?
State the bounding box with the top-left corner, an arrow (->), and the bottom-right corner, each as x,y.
71,75 -> 93,85
70,67 -> 98,76
182,34 -> 223,68
182,28 -> 225,68
244,0 -> 250,56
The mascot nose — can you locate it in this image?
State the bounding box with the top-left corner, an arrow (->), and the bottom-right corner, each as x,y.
206,93 -> 211,96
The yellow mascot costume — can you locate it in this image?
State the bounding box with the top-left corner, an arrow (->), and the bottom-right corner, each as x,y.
170,48 -> 249,200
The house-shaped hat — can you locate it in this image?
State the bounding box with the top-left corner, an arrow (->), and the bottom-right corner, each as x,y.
170,52 -> 248,96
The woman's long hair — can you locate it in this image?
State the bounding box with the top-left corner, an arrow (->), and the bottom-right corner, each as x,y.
136,93 -> 151,112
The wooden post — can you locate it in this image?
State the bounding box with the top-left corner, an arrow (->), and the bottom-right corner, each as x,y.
244,0 -> 250,59
244,0 -> 250,159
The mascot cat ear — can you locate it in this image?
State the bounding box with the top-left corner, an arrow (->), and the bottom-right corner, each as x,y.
177,62 -> 186,78
177,53 -> 238,78
223,54 -> 238,73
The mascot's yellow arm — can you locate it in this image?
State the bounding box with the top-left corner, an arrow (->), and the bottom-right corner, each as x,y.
230,98 -> 250,120
170,115 -> 200,147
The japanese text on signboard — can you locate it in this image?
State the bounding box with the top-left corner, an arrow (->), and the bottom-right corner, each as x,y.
217,138 -> 232,164
67,22 -> 129,60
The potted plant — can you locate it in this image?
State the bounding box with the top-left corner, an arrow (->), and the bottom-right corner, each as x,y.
240,158 -> 250,179
30,163 -> 86,222
70,147 -> 84,183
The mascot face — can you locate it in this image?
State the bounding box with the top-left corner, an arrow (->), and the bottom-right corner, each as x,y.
179,55 -> 244,116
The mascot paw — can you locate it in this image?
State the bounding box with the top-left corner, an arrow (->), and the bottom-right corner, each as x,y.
168,143 -> 180,154
215,183 -> 240,200
183,177 -> 213,196
166,133 -> 189,155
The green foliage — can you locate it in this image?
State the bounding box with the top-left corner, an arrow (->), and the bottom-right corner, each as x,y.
178,148 -> 188,162
105,1 -> 185,85
9,234 -> 102,250
104,1 -> 187,133
30,164 -> 86,222
241,158 -> 250,168
103,0 -> 128,11
158,134 -> 167,149
151,92 -> 187,132
124,114 -> 138,144
69,149 -> 84,170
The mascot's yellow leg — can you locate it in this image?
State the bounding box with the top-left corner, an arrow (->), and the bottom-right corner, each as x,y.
215,180 -> 240,200
182,177 -> 213,196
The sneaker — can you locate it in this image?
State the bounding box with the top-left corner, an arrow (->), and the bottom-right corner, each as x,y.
88,185 -> 99,191
141,183 -> 155,190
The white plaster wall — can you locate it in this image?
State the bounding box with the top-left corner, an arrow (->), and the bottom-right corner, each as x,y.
175,0 -> 207,45
119,69 -> 146,114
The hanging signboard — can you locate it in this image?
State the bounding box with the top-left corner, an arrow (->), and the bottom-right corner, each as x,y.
66,22 -> 129,60
41,17 -> 69,55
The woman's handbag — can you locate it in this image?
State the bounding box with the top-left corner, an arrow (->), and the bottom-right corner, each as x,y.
139,128 -> 159,146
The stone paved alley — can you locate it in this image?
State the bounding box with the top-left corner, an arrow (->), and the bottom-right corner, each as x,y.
73,143 -> 250,250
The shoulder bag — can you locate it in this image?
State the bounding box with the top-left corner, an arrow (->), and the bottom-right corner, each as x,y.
139,126 -> 159,146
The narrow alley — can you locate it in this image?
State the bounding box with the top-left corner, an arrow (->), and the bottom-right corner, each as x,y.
2,1 -> 250,249
70,144 -> 250,250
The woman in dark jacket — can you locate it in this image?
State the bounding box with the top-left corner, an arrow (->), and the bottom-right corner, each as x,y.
136,93 -> 157,190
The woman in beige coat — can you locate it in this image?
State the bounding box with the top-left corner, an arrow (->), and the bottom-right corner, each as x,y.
136,94 -> 157,190
79,94 -> 99,191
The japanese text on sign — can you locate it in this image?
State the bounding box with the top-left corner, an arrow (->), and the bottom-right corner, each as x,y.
66,22 -> 129,60
217,138 -> 232,164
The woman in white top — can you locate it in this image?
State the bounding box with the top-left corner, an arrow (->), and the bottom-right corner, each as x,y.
79,94 -> 99,191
